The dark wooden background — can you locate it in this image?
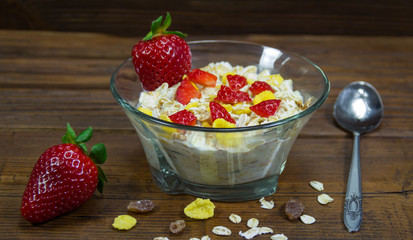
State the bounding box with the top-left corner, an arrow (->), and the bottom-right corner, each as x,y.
1,0 -> 413,37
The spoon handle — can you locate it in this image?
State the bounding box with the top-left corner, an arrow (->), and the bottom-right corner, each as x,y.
344,132 -> 362,232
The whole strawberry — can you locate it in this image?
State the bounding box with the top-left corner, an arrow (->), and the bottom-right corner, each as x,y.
21,123 -> 107,223
132,12 -> 191,91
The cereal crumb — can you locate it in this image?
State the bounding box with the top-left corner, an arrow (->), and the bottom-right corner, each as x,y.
229,213 -> 242,224
259,197 -> 275,209
127,199 -> 155,213
184,198 -> 215,219
317,193 -> 334,205
284,199 -> 305,220
300,214 -> 316,224
112,215 -> 137,230
309,181 -> 324,191
212,226 -> 232,236
271,233 -> 288,240
239,227 -> 273,239
247,218 -> 259,228
169,219 -> 186,234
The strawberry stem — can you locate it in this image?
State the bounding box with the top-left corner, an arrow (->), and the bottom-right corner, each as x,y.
142,12 -> 187,41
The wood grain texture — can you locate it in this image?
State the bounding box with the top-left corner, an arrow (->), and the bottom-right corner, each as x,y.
1,0 -> 413,36
0,30 -> 412,239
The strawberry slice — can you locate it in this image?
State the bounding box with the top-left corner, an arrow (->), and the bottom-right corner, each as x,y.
214,85 -> 252,104
227,74 -> 247,90
175,78 -> 202,105
250,81 -> 275,95
169,109 -> 197,126
250,99 -> 281,117
209,102 -> 236,124
187,69 -> 217,87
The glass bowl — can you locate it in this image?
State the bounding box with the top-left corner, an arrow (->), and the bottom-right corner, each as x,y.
110,40 -> 329,201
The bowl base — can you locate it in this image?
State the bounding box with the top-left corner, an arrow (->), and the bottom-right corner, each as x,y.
150,166 -> 279,202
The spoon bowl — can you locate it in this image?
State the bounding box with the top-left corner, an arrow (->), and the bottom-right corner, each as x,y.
333,81 -> 383,233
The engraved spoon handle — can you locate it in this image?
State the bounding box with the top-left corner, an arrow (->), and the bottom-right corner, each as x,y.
344,132 -> 362,232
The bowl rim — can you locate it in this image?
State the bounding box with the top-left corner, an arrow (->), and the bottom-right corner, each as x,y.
110,40 -> 330,133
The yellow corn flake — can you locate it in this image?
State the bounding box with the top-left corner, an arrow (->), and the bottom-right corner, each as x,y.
268,74 -> 284,86
253,90 -> 276,105
247,78 -> 255,85
184,198 -> 215,219
221,104 -> 233,113
112,215 -> 137,230
232,103 -> 252,115
185,102 -> 198,110
212,118 -> 236,128
137,107 -> 153,116
202,121 -> 212,128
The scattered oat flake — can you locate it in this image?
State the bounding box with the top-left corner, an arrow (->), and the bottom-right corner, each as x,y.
200,236 -> 210,240
259,197 -> 275,209
229,213 -> 242,223
271,233 -> 288,240
239,227 -> 273,239
153,237 -> 169,240
247,218 -> 259,228
317,193 -> 334,205
309,181 -> 324,191
300,214 -> 316,224
112,215 -> 137,230
212,226 -> 232,236
189,238 -> 200,240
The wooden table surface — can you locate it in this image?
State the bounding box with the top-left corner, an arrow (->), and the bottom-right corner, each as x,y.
1,30 -> 412,239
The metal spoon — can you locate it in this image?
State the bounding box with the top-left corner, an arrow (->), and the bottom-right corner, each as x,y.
333,81 -> 383,232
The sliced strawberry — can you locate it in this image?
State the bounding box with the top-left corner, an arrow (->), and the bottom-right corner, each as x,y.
169,109 -> 197,126
250,99 -> 281,117
227,74 -> 247,90
175,78 -> 202,105
214,85 -> 252,104
187,69 -> 217,87
249,81 -> 275,95
209,102 -> 236,124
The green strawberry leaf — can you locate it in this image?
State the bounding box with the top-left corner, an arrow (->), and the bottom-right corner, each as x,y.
142,12 -> 187,41
62,122 -> 77,144
78,143 -> 87,154
96,166 -> 107,194
89,143 -> 107,164
76,126 -> 93,143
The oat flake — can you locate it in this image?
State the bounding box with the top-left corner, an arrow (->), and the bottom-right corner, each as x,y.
259,197 -> 275,209
300,214 -> 316,224
212,226 -> 231,236
317,193 -> 334,205
271,233 -> 288,240
229,213 -> 242,224
309,181 -> 324,191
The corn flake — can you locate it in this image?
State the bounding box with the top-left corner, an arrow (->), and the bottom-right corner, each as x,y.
184,198 -> 215,219
112,215 -> 137,230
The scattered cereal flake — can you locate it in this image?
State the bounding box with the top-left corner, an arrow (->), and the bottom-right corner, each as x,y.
239,228 -> 260,239
229,213 -> 242,224
201,236 -> 210,240
212,226 -> 232,236
189,238 -> 200,240
271,233 -> 288,240
153,237 -> 169,240
239,227 -> 273,239
309,181 -> 324,191
259,197 -> 275,209
300,214 -> 316,224
112,215 -> 137,230
258,227 -> 273,235
184,198 -> 215,219
247,218 -> 259,228
317,193 -> 334,205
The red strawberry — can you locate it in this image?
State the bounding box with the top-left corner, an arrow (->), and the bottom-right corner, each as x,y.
249,81 -> 275,95
169,109 -> 197,126
175,78 -> 202,105
214,85 -> 252,104
209,102 -> 236,124
131,12 -> 191,91
21,123 -> 107,223
187,69 -> 217,87
250,99 -> 281,117
227,74 -> 247,90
